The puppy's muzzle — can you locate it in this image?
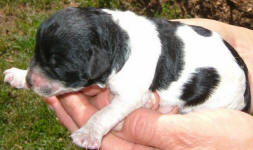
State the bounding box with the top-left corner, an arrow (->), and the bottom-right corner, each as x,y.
26,71 -> 54,96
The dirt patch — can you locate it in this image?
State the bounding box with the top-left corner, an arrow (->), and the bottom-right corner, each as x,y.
120,0 -> 163,16
175,0 -> 253,29
117,0 -> 253,29
0,8 -> 17,37
63,1 -> 80,8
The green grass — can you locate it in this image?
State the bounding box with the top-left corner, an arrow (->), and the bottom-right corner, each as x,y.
0,0 -> 181,149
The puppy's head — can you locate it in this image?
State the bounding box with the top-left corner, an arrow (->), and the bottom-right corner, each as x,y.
26,7 -> 112,97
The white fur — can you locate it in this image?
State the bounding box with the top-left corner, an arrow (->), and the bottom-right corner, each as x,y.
3,67 -> 83,97
158,25 -> 246,113
4,67 -> 28,89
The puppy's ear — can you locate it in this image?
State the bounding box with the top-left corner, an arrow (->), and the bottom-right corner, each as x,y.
87,46 -> 111,80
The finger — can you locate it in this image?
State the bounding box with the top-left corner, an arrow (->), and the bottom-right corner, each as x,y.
151,92 -> 160,110
101,133 -> 157,150
82,85 -> 106,97
89,89 -> 112,109
58,92 -> 98,128
111,108 -> 253,150
112,109 -> 162,146
112,108 -> 181,149
167,106 -> 179,114
44,96 -> 79,132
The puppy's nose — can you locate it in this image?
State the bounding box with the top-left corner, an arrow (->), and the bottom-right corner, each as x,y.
26,76 -> 33,88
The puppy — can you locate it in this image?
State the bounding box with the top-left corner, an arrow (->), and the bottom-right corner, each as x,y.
4,7 -> 251,149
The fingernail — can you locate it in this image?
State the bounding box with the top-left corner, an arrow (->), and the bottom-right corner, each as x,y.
151,93 -> 156,105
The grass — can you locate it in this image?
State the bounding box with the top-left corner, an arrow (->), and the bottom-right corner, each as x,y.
0,0 -> 181,149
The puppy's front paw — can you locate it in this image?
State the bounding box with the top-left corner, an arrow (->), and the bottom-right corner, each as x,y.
4,68 -> 27,89
71,127 -> 102,149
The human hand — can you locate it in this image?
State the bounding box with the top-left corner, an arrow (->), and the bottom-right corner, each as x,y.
45,86 -> 179,150
45,87 -> 253,150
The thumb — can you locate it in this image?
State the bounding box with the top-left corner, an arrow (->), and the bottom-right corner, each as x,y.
119,109 -> 253,150
113,108 -> 178,149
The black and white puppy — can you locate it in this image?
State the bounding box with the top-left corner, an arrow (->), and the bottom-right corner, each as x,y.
4,7 -> 251,149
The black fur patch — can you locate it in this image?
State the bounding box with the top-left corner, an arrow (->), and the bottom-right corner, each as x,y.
190,25 -> 212,37
149,20 -> 184,91
223,40 -> 251,112
181,67 -> 220,107
33,7 -> 129,88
